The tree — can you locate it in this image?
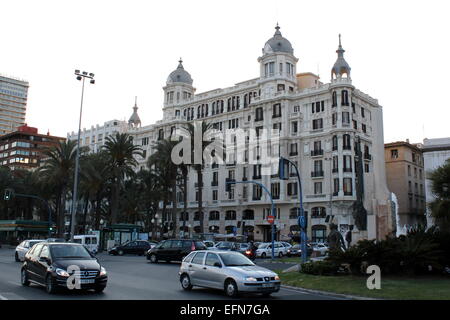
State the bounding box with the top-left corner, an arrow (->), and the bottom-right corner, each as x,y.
428,159 -> 450,231
148,139 -> 179,238
40,140 -> 78,237
183,121 -> 213,235
136,169 -> 162,237
102,133 -> 142,224
79,151 -> 110,231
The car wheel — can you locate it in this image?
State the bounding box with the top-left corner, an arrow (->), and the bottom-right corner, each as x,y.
224,279 -> 239,298
21,268 -> 30,286
118,250 -> 124,256
180,274 -> 193,291
149,254 -> 158,263
261,252 -> 266,258
15,252 -> 20,262
45,275 -> 57,294
94,285 -> 106,293
278,252 -> 283,258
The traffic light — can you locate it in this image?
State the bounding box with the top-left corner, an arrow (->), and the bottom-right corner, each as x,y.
4,188 -> 13,201
279,157 -> 289,180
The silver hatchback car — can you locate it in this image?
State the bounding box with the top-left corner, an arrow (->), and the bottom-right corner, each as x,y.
179,250 -> 281,297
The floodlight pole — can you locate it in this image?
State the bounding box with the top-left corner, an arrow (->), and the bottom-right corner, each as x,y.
70,70 -> 94,242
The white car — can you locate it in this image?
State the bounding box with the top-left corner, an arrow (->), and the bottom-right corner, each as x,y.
313,243 -> 329,255
15,240 -> 44,262
255,242 -> 286,258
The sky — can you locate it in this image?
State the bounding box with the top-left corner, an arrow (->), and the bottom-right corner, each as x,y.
1,0 -> 449,143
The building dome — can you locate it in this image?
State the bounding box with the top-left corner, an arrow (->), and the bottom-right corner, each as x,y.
128,97 -> 141,128
331,34 -> 351,79
166,59 -> 193,85
263,24 -> 294,55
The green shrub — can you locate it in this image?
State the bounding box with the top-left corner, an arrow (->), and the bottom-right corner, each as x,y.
300,261 -> 339,276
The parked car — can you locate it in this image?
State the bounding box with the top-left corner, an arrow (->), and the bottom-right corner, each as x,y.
15,240 -> 45,262
179,250 -> 281,297
46,238 -> 66,243
280,242 -> 293,250
21,242 -> 107,294
203,240 -> 215,248
108,240 -> 153,256
255,242 -> 286,258
313,243 -> 329,255
146,239 -> 207,263
286,244 -> 313,257
73,235 -> 99,254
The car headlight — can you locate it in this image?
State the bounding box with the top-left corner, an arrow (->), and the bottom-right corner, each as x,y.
244,276 -> 258,282
274,275 -> 280,281
56,268 -> 70,277
100,266 -> 107,276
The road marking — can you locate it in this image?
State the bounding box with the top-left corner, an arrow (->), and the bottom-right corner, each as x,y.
280,287 -> 345,300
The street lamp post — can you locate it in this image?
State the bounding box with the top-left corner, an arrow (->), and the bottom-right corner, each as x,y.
226,180 -> 276,260
69,70 -> 95,242
279,157 -> 307,264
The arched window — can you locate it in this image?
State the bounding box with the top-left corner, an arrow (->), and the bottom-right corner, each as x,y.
220,100 -> 224,113
197,106 -> 201,118
242,209 -> 254,220
194,211 -> 202,221
209,211 -> 220,221
332,135 -> 338,151
236,96 -> 240,109
343,134 -> 351,150
227,98 -> 231,112
205,104 -> 208,117
244,94 -> 248,108
212,102 -> 215,115
179,212 -> 189,221
225,210 -> 236,220
194,226 -> 202,234
332,91 -> 337,107
311,207 -> 326,218
289,207 -> 299,219
341,90 -> 349,106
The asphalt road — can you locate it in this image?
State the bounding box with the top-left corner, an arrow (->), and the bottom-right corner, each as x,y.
0,248 -> 343,300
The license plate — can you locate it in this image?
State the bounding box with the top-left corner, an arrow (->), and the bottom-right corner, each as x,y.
262,283 -> 273,288
80,279 -> 95,284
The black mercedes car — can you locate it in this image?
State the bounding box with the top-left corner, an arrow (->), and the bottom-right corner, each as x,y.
21,242 -> 107,294
108,240 -> 156,256
146,239 -> 207,263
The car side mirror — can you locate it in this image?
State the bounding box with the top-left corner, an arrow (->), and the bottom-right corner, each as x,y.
214,262 -> 222,268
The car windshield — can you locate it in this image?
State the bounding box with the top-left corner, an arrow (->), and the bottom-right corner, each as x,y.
218,253 -> 255,266
50,245 -> 93,259
258,243 -> 269,249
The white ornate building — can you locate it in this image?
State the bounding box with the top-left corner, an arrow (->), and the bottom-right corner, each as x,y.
68,25 -> 393,243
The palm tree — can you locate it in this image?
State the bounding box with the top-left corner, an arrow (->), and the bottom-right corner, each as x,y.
428,159 -> 450,230
183,121 -> 213,235
79,151 -> 110,231
102,133 -> 143,224
148,139 -> 179,238
40,140 -> 78,237
136,169 -> 162,237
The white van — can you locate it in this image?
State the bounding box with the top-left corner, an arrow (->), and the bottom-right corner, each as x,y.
73,234 -> 99,254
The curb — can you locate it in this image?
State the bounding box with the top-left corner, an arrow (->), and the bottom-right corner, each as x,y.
280,284 -> 381,300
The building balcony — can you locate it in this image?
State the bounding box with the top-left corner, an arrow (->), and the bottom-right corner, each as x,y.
194,182 -> 203,188
343,168 -> 352,173
311,149 -> 324,157
211,181 -> 218,187
289,151 -> 298,156
311,170 -> 324,178
343,145 -> 351,150
332,168 -> 339,173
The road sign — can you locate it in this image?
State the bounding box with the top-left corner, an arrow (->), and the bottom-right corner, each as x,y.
267,215 -> 275,224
